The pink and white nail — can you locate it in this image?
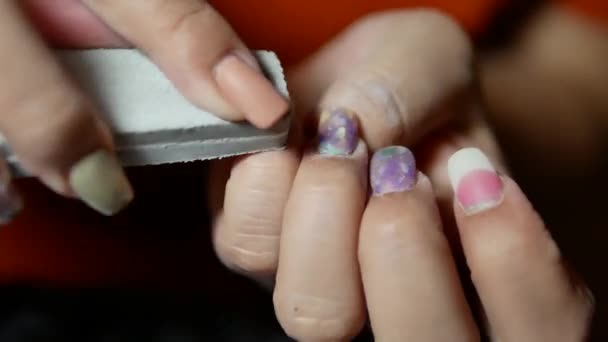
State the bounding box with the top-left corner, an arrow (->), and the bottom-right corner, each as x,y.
448,148 -> 503,215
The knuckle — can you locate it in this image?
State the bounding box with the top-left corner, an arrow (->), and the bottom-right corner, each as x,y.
226,179 -> 285,212
234,151 -> 294,179
151,0 -> 213,37
220,228 -> 280,275
327,11 -> 475,150
144,0 -> 239,103
215,224 -> 280,275
225,165 -> 291,216
274,292 -> 364,341
328,71 -> 405,149
219,153 -> 297,274
229,200 -> 281,230
221,207 -> 281,274
351,71 -> 406,145
225,241 -> 279,275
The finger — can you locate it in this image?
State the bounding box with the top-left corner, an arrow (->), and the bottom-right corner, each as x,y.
210,121 -> 302,280
20,0 -> 126,47
274,110 -> 367,341
212,149 -> 298,276
359,146 -> 478,341
82,0 -> 289,128
289,9 -> 473,149
448,148 -> 594,341
415,107 -> 508,261
0,1 -> 133,215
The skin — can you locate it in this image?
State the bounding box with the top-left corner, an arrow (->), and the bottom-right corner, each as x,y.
210,7 -> 601,341
210,8 -> 597,342
2,1 -> 599,340
2,0 -> 287,197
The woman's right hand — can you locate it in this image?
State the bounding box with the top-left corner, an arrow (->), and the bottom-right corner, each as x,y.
0,0 -> 288,219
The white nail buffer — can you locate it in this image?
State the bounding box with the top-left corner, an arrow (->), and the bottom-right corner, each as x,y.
2,49 -> 292,177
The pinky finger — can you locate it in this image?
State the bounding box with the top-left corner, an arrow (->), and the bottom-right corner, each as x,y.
0,156 -> 23,224
448,148 -> 594,341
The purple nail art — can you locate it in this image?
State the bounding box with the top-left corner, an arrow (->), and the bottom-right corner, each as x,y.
318,109 -> 358,156
0,160 -> 22,224
370,146 -> 417,195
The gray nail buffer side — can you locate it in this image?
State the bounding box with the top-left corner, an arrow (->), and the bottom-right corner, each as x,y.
1,49 -> 292,178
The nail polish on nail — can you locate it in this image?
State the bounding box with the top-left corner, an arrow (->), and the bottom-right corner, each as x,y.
317,109 -> 359,156
448,148 -> 503,215
214,54 -> 289,129
370,146 -> 417,195
69,150 -> 133,216
0,159 -> 22,224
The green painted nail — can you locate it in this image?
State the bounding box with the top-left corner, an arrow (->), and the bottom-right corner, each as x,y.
69,150 -> 133,216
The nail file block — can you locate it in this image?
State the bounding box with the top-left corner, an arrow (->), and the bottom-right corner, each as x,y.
1,49 -> 291,178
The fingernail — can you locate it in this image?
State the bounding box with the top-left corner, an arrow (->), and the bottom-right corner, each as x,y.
0,159 -> 22,224
317,109 -> 359,156
448,148 -> 503,215
69,150 -> 133,216
214,54 -> 289,129
370,146 -> 417,195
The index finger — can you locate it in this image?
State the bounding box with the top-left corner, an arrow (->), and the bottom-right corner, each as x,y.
21,0 -> 126,47
81,0 -> 289,128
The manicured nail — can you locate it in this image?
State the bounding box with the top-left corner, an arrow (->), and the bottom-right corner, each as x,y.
448,148 -> 503,215
317,109 -> 359,156
0,159 -> 22,224
214,54 -> 289,129
370,146 -> 417,195
69,150 -> 133,216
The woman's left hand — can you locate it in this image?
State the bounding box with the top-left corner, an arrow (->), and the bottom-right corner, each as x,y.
209,9 -> 594,340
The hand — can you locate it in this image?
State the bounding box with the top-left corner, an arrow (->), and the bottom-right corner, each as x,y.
208,10 -> 593,340
358,147 -> 592,341
0,0 -> 288,218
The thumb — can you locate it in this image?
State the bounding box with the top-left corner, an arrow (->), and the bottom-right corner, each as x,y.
290,9 -> 473,150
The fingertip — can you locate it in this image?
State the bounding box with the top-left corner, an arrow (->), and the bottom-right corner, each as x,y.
448,148 -> 504,216
68,150 -> 133,216
370,146 -> 416,196
307,108 -> 369,181
214,54 -> 290,129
